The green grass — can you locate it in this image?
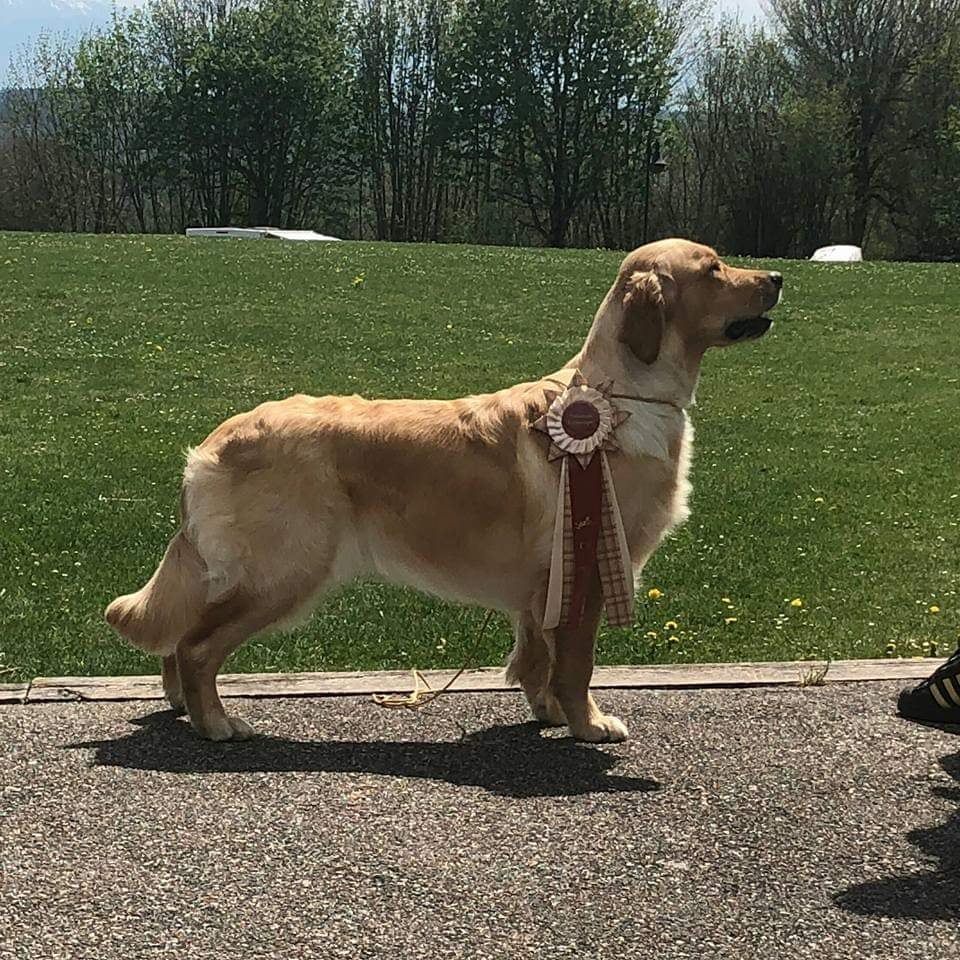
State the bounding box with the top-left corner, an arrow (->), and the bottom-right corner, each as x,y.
1,233 -> 958,682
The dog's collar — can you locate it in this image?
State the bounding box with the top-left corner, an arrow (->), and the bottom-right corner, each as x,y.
542,376 -> 687,413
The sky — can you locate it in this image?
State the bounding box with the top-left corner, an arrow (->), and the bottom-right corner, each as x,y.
720,0 -> 767,18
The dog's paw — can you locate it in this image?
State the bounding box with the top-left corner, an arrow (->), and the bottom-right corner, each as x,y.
531,693 -> 567,727
165,690 -> 186,713
572,713 -> 629,743
192,714 -> 257,742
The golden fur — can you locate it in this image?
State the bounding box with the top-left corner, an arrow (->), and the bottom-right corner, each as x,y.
105,238 -> 782,743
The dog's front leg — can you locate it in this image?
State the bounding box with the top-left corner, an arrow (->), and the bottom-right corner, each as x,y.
548,569 -> 629,743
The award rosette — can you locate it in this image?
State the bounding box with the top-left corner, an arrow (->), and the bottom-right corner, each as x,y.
533,372 -> 635,630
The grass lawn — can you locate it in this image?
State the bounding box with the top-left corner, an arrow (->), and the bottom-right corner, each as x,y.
1,233 -> 958,682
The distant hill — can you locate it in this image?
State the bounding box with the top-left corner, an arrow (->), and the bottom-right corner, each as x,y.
0,1 -> 141,80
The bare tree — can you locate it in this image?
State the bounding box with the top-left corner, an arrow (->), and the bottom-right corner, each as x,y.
770,0 -> 960,245
491,0 -> 678,247
4,38 -> 94,231
353,0 -> 454,241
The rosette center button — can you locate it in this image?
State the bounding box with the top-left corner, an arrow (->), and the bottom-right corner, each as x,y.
561,401 -> 600,440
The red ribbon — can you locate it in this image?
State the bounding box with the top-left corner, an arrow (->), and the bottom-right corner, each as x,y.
565,453 -> 603,628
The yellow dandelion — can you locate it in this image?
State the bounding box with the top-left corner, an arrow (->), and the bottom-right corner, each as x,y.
929,605 -> 941,614
668,635 -> 679,643
645,631 -> 658,639
665,620 -> 678,630
352,274 -> 365,286
724,617 -> 738,624
647,588 -> 662,600
790,598 -> 804,608
814,497 -> 824,503
721,597 -> 732,604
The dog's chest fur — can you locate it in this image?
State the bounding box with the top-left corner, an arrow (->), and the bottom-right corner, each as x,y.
608,404 -> 693,566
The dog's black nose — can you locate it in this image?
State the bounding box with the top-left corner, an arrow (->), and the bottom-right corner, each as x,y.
769,271 -> 783,289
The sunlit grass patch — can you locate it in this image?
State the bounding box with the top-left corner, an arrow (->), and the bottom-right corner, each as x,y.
1,234 -> 958,680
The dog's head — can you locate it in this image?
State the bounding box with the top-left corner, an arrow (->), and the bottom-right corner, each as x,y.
615,238 -> 782,366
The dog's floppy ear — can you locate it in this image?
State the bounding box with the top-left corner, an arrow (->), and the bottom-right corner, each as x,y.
620,269 -> 671,365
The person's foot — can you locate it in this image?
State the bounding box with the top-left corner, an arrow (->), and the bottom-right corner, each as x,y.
897,646 -> 960,723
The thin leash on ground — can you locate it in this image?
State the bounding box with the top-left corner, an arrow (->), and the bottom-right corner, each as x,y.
371,609 -> 496,712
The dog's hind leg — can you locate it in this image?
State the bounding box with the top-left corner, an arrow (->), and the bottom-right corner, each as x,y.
175,589 -> 305,742
506,609 -> 565,726
176,595 -> 257,741
161,654 -> 184,712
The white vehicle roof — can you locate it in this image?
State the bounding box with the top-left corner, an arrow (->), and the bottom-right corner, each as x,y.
810,245 -> 862,262
186,227 -> 342,242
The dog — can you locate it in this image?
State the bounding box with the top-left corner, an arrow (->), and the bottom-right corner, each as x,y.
105,238 -> 782,743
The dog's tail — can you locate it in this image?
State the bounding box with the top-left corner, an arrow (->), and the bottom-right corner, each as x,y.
104,530 -> 206,656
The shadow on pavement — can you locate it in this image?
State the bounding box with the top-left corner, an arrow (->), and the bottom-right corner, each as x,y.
66,709 -> 660,799
835,748 -> 960,920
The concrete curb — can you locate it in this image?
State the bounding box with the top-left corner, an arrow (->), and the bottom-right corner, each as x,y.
0,683 -> 30,704
7,657 -> 943,705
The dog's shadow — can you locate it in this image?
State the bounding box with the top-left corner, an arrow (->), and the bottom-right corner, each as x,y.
66,709 -> 660,799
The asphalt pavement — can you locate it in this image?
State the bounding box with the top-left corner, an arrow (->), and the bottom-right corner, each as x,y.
2,681 -> 958,959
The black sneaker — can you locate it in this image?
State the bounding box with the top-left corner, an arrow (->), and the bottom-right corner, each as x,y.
897,646 -> 960,723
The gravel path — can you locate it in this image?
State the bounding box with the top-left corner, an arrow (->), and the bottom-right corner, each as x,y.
2,681 -> 958,959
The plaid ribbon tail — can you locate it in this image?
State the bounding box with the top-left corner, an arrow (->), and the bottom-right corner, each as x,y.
598,451 -> 634,627
542,452 -> 633,631
566,454 -> 604,628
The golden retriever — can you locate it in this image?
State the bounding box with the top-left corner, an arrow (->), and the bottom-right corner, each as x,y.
105,238 -> 782,743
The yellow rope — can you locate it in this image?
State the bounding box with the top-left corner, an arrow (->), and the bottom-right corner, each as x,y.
372,610 -> 495,711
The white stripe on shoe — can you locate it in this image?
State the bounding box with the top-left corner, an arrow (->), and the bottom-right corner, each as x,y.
931,684 -> 953,710
942,677 -> 960,707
